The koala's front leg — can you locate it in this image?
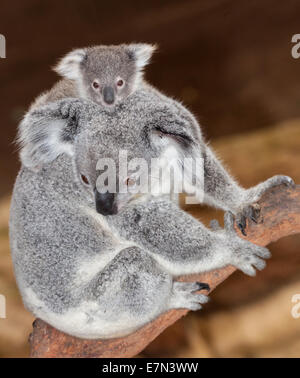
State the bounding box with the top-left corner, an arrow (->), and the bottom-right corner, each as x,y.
202,146 -> 294,235
110,198 -> 270,277
201,146 -> 246,211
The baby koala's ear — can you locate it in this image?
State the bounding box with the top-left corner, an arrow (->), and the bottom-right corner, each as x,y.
127,43 -> 157,69
53,48 -> 87,80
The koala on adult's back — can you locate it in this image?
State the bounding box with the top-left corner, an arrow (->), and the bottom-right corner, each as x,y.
10,90 -> 292,338
30,43 -> 157,110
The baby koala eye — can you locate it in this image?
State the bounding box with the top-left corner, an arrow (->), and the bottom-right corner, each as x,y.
117,79 -> 124,87
81,174 -> 90,185
92,81 -> 100,89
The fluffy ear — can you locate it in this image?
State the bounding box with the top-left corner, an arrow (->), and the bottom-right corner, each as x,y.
53,48 -> 87,80
127,43 -> 157,70
18,99 -> 83,169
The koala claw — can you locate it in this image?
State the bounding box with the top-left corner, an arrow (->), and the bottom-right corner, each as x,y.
235,203 -> 261,236
196,282 -> 210,292
173,281 -> 210,293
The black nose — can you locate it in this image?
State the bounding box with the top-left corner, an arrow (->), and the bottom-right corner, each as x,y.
95,190 -> 117,215
103,86 -> 115,105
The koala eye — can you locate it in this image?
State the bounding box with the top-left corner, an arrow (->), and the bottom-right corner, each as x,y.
125,177 -> 135,187
81,174 -> 90,185
92,81 -> 100,89
117,79 -> 124,87
153,127 -> 192,149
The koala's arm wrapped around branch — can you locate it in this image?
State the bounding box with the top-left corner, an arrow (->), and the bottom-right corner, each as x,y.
29,184 -> 300,358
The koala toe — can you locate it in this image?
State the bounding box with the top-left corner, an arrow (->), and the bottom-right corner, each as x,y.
173,281 -> 209,294
235,203 -> 261,236
170,281 -> 210,311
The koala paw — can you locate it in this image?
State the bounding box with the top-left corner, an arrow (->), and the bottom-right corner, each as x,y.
170,281 -> 210,311
235,203 -> 261,236
265,175 -> 295,189
223,212 -> 271,276
236,175 -> 295,236
231,242 -> 271,276
59,98 -> 83,120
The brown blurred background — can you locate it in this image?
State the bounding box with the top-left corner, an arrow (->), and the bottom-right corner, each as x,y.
0,0 -> 300,357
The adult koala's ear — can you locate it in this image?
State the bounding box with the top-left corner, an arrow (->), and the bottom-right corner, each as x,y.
127,43 -> 157,70
18,98 -> 85,170
53,48 -> 87,80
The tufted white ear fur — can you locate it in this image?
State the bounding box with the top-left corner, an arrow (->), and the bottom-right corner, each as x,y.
128,43 -> 157,70
150,129 -> 204,202
17,101 -> 80,170
18,117 -> 74,170
53,48 -> 87,80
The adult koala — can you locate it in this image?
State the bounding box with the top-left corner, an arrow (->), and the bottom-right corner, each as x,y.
10,90 -> 293,338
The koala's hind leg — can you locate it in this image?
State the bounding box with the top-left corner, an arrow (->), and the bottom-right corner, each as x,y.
85,246 -> 174,337
52,246 -> 211,339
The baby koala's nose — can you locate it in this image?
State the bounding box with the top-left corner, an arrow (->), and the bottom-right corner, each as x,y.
102,86 -> 115,105
95,190 -> 118,216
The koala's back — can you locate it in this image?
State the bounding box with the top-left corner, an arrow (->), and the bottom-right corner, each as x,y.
9,156 -> 117,314
30,79 -> 78,110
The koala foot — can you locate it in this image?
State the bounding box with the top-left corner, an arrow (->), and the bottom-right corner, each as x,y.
223,212 -> 271,276
236,175 -> 295,235
231,242 -> 271,276
263,175 -> 295,189
169,281 -> 210,311
235,203 -> 261,236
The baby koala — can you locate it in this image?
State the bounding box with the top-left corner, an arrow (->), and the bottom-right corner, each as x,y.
30,43 -> 156,110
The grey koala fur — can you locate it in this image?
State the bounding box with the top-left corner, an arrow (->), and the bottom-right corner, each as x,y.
30,43 -> 158,111
10,90 -> 294,339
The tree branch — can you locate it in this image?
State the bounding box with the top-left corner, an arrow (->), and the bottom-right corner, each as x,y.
29,184 -> 300,358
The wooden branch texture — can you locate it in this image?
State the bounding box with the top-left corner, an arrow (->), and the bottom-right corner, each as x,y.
29,184 -> 300,358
